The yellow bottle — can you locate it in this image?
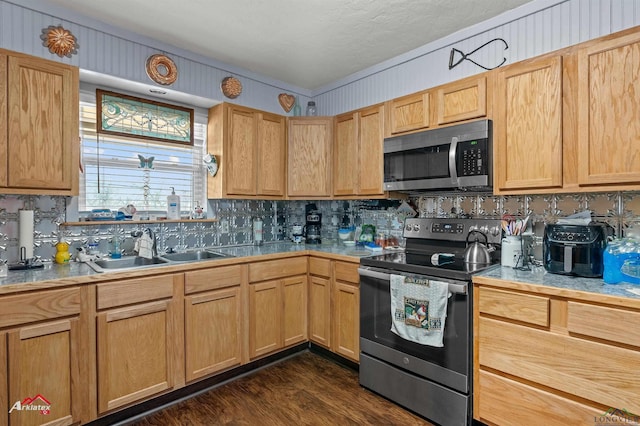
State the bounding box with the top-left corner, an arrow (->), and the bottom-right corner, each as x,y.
55,242 -> 71,264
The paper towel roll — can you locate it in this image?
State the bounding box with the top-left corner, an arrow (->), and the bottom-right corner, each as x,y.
19,210 -> 34,260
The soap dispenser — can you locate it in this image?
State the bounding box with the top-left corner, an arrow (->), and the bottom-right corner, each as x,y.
167,187 -> 181,220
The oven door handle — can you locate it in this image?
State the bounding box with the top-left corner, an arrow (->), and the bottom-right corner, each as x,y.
358,267 -> 468,295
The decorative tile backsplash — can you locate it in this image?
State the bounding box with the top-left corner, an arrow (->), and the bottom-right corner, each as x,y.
0,191 -> 637,263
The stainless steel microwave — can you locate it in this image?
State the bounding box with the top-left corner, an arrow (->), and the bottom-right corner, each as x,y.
383,119 -> 492,192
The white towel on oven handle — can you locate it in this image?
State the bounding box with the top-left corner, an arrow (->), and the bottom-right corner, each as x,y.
390,274 -> 451,347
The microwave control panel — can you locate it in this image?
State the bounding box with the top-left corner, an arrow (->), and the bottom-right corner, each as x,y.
457,138 -> 488,176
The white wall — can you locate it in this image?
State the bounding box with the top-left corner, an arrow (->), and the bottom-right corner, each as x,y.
314,0 -> 640,115
2,0 -> 640,116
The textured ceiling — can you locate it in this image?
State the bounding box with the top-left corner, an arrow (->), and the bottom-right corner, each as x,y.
39,0 -> 533,90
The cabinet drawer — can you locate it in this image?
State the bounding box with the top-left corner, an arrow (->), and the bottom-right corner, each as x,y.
478,287 -> 549,326
479,316 -> 640,414
334,261 -> 359,284
185,265 -> 243,294
567,301 -> 640,348
97,275 -> 175,310
0,287 -> 80,327
249,257 -> 307,282
477,370 -> 601,426
309,257 -> 331,277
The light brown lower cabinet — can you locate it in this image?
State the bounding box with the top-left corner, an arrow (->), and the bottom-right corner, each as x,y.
474,280 -> 640,425
184,265 -> 244,382
248,257 -> 308,360
0,254 -> 360,425
0,287 -> 83,426
332,261 -> 360,362
308,257 -> 332,348
308,257 -> 360,362
96,274 -> 182,415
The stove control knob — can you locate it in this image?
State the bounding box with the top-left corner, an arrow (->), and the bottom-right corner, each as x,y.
488,226 -> 500,236
414,224 -> 420,232
479,226 -> 489,234
405,224 -> 412,232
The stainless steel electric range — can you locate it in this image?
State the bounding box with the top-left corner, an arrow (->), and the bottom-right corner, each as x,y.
358,217 -> 502,426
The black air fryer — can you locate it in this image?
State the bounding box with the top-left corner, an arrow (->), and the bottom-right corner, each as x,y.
543,223 -> 608,277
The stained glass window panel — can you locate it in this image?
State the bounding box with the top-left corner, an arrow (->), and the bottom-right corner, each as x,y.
97,89 -> 194,145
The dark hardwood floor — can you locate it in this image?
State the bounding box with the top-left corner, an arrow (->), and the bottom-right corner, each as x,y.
126,351 -> 433,425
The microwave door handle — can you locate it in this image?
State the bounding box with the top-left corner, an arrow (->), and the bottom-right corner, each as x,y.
449,136 -> 459,186
563,245 -> 573,273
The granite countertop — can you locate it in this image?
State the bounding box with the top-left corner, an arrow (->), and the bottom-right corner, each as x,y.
475,264 -> 640,301
0,241 -> 381,291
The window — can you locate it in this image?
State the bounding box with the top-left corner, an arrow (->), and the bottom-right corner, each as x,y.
79,92 -> 207,216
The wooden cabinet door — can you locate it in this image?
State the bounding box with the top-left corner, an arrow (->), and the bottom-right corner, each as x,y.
494,55 -> 563,192
436,75 -> 487,125
225,106 -> 257,195
358,105 -> 384,196
282,275 -> 307,347
0,53 -> 6,188
287,117 -> 333,198
185,287 -> 242,382
7,319 -> 81,426
333,112 -> 358,196
332,281 -> 359,362
257,112 -> 286,196
577,31 -> 640,186
308,275 -> 331,348
386,91 -> 430,135
249,280 -> 282,359
6,54 -> 78,193
97,300 -> 174,414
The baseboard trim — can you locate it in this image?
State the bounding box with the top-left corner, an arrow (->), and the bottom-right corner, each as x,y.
308,343 -> 359,371
88,343 -> 308,426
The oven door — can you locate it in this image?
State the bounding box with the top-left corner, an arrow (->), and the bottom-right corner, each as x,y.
359,266 -> 470,393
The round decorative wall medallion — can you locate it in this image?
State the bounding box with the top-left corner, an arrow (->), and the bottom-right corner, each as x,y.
221,76 -> 242,99
145,54 -> 178,86
40,25 -> 78,58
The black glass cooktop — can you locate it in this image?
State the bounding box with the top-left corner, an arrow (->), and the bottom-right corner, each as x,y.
360,249 -> 497,282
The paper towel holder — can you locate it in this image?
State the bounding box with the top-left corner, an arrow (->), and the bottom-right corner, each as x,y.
8,247 -> 44,270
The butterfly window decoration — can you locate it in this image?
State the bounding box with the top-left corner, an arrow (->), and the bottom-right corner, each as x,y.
138,155 -> 155,169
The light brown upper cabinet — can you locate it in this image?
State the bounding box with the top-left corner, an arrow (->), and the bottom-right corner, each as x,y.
0,49 -> 79,195
287,117 -> 333,198
385,90 -> 430,136
577,30 -> 640,187
207,103 -> 286,199
435,74 -> 489,126
334,104 -> 385,197
494,55 -> 563,193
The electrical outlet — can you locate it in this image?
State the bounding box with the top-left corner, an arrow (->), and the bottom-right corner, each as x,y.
220,219 -> 229,233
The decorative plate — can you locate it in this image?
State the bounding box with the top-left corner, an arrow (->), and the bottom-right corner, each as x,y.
221,76 -> 242,99
146,54 -> 178,86
278,93 -> 295,112
203,153 -> 218,177
40,25 -> 78,58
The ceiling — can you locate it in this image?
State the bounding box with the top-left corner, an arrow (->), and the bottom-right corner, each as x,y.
40,0 -> 533,90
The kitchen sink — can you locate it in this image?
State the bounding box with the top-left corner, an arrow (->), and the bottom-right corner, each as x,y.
85,250 -> 232,273
160,250 -> 229,262
86,256 -> 170,273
